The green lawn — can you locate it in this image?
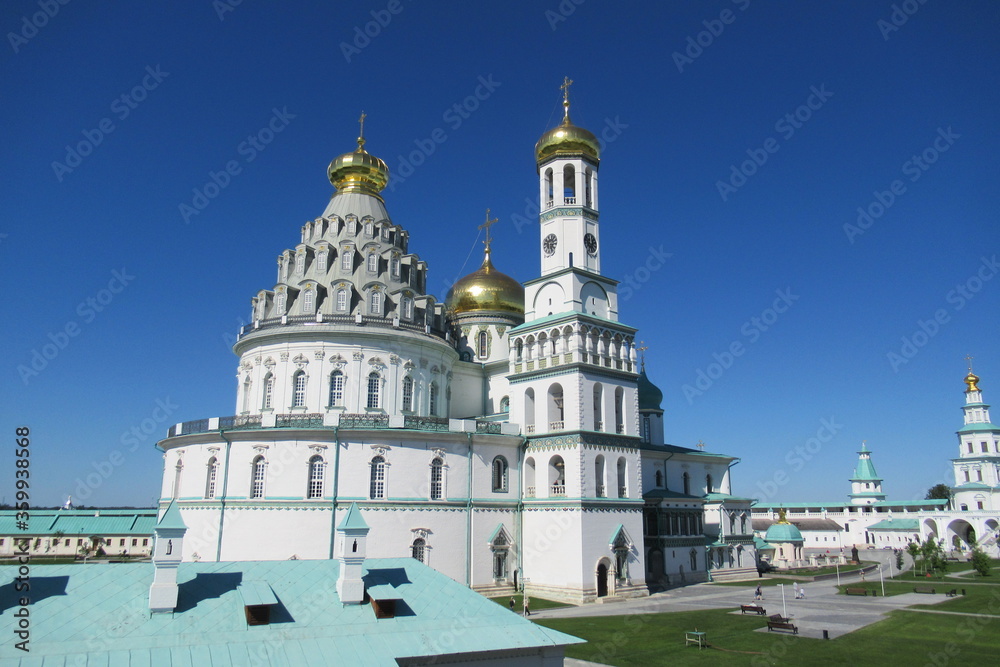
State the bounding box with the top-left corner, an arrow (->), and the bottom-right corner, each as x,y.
489,593 -> 570,612
911,584 -> 1000,614
536,607 -> 1000,666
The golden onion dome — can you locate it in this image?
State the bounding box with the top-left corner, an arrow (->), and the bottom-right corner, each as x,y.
446,249 -> 524,316
327,122 -> 389,197
535,115 -> 601,166
965,372 -> 981,392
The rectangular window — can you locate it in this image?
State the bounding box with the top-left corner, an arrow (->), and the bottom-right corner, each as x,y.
317,252 -> 327,272
982,442 -> 989,453
402,378 -> 413,412
329,372 -> 344,406
292,373 -> 307,407
430,463 -> 443,500
142,539 -> 148,546
120,539 -> 125,546
341,249 -> 352,271
132,539 -> 138,547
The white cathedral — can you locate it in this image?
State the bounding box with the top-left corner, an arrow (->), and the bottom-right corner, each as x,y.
156,84 -> 757,604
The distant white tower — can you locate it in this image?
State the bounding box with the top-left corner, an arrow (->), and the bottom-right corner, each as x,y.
335,503 -> 370,605
849,442 -> 886,505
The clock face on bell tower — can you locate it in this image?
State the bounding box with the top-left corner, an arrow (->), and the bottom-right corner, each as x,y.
584,233 -> 597,255
543,233 -> 558,256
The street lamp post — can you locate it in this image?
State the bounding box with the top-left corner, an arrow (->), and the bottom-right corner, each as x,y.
778,583 -> 787,618
878,564 -> 885,597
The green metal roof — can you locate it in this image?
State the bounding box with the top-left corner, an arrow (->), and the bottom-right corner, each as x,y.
952,482 -> 993,490
957,422 -> 1000,434
764,522 -> 803,542
637,367 -> 663,411
338,502 -> 369,531
754,535 -> 775,550
0,509 -> 156,536
851,456 -> 882,482
509,310 -> 636,335
0,558 -> 582,665
703,492 -> 755,503
867,518 -> 919,532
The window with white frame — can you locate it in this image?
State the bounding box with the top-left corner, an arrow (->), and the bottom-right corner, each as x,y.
367,253 -> 378,274
411,537 -> 425,562
205,457 -> 218,499
478,331 -> 488,358
250,456 -> 266,499
492,456 -> 508,492
242,376 -> 251,413
367,372 -> 381,409
365,221 -> 374,236
341,248 -> 352,271
391,255 -> 400,278
291,371 -> 307,408
295,252 -> 305,274
369,456 -> 386,498
492,532 -> 509,580
275,291 -> 286,315
370,290 -> 382,315
307,455 -> 325,499
401,376 -> 414,411
336,288 -> 348,312
302,289 -> 315,314
429,382 -> 438,416
402,296 -> 414,320
317,251 -> 327,272
262,373 -> 274,410
430,457 -> 444,500
328,371 -> 344,406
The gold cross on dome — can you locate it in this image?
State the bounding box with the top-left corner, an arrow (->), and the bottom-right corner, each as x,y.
357,111 -> 367,149
637,340 -> 648,369
696,440 -> 706,451
965,354 -> 974,372
478,208 -> 498,251
560,76 -> 573,103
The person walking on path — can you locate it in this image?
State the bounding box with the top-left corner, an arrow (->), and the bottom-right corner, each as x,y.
755,585 -> 763,600
523,596 -> 531,616
509,596 -> 516,612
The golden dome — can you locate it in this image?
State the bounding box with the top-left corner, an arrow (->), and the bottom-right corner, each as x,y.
446,249 -> 524,316
327,123 -> 389,197
535,115 -> 601,166
965,372 -> 981,392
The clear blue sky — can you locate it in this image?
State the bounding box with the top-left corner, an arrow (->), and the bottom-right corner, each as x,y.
2,1 -> 997,507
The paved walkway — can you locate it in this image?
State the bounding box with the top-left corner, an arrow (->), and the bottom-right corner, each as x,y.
533,566 -> 958,640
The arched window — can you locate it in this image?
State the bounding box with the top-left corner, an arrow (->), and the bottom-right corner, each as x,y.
250,456 -> 266,499
367,372 -> 381,409
401,376 -> 414,412
328,370 -> 344,407
492,456 -> 508,492
544,167 -> 553,206
584,166 -> 593,207
369,456 -> 386,499
515,339 -> 524,362
370,290 -> 382,315
302,289 -> 315,314
655,470 -> 663,488
593,384 -> 603,431
548,383 -> 564,430
563,163 -> 576,203
706,474 -> 713,494
341,248 -> 352,271
617,457 -> 627,498
411,537 -> 426,562
492,530 -> 509,580
690,549 -> 697,571
401,296 -> 414,320
307,455 -> 325,499
682,472 -> 690,496
205,457 -> 218,499
595,454 -> 606,497
429,382 -> 438,416
614,386 -> 624,434
336,288 -> 348,312
291,371 -> 307,408
430,457 -> 444,500
391,256 -> 400,278
499,396 -> 509,413
549,455 -> 566,496
262,373 -> 274,410
242,376 -> 252,413
367,253 -> 378,274
478,331 -> 488,358
525,457 -> 536,497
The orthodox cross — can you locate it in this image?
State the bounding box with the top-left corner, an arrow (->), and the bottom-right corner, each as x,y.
560,76 -> 573,118
965,354 -> 974,372
479,208 -> 498,252
696,440 -> 706,451
357,111 -> 367,150
637,340 -> 648,369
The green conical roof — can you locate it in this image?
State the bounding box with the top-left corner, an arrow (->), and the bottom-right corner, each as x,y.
765,522 -> 803,543
337,502 -> 369,531
156,499 -> 187,531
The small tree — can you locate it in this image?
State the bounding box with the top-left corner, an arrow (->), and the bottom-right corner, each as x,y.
906,541 -> 922,575
895,550 -> 904,572
925,484 -> 951,501
970,547 -> 992,577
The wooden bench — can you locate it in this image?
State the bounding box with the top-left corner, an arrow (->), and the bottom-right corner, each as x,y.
845,587 -> 868,596
913,586 -> 936,594
946,589 -> 958,597
768,614 -> 789,623
740,604 -> 766,615
685,631 -> 707,649
767,619 -> 798,634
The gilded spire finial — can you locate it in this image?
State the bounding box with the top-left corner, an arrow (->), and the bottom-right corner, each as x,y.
966,354 -> 974,372
696,439 -> 706,451
478,208 -> 498,253
560,76 -> 573,121
357,111 -> 367,151
638,340 -> 648,371
777,507 -> 789,524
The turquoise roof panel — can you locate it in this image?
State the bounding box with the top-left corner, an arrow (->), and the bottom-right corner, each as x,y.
237,581 -> 278,606
156,500 -> 187,531
867,519 -> 919,532
0,558 -> 582,665
957,422 -> 1000,434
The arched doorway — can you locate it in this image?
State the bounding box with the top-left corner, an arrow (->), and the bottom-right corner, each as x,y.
596,562 -> 609,597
